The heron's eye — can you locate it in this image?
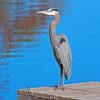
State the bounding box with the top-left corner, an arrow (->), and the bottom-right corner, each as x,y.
48,9 -> 53,12
60,38 -> 66,44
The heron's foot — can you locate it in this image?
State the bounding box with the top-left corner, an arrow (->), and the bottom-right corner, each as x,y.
53,85 -> 65,91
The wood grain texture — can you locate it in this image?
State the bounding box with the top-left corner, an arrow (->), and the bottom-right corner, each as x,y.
18,82 -> 100,100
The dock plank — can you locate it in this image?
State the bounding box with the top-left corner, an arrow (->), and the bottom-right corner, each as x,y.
18,82 -> 100,100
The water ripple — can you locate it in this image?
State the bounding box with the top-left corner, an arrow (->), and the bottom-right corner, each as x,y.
0,0 -> 66,99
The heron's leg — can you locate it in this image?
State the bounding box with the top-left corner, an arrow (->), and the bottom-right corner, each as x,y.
54,67 -> 64,91
60,67 -> 64,89
62,68 -> 64,87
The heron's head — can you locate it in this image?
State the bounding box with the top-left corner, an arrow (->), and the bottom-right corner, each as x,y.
37,8 -> 59,16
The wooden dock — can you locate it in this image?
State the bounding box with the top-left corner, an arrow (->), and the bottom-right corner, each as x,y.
18,82 -> 100,100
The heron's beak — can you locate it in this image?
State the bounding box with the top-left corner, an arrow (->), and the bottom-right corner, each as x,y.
37,11 -> 48,15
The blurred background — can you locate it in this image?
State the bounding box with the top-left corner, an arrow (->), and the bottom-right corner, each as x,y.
0,0 -> 100,100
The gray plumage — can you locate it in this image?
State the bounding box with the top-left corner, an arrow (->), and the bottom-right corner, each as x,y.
56,34 -> 72,80
37,8 -> 72,89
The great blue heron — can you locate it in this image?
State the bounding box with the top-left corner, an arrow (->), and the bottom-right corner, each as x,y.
37,8 -> 72,89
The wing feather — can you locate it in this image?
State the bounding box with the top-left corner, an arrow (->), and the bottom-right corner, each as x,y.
57,34 -> 72,80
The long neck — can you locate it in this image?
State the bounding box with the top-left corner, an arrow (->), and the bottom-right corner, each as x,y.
49,13 -> 60,46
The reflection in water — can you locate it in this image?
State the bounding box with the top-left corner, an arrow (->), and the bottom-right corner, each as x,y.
0,0 -> 65,100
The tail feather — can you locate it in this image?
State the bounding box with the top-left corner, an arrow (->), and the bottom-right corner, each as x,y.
64,69 -> 71,80
60,64 -> 71,80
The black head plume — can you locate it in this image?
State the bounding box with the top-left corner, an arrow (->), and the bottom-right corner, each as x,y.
48,8 -> 59,12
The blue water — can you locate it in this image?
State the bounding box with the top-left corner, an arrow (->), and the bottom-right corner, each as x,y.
0,0 -> 100,100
